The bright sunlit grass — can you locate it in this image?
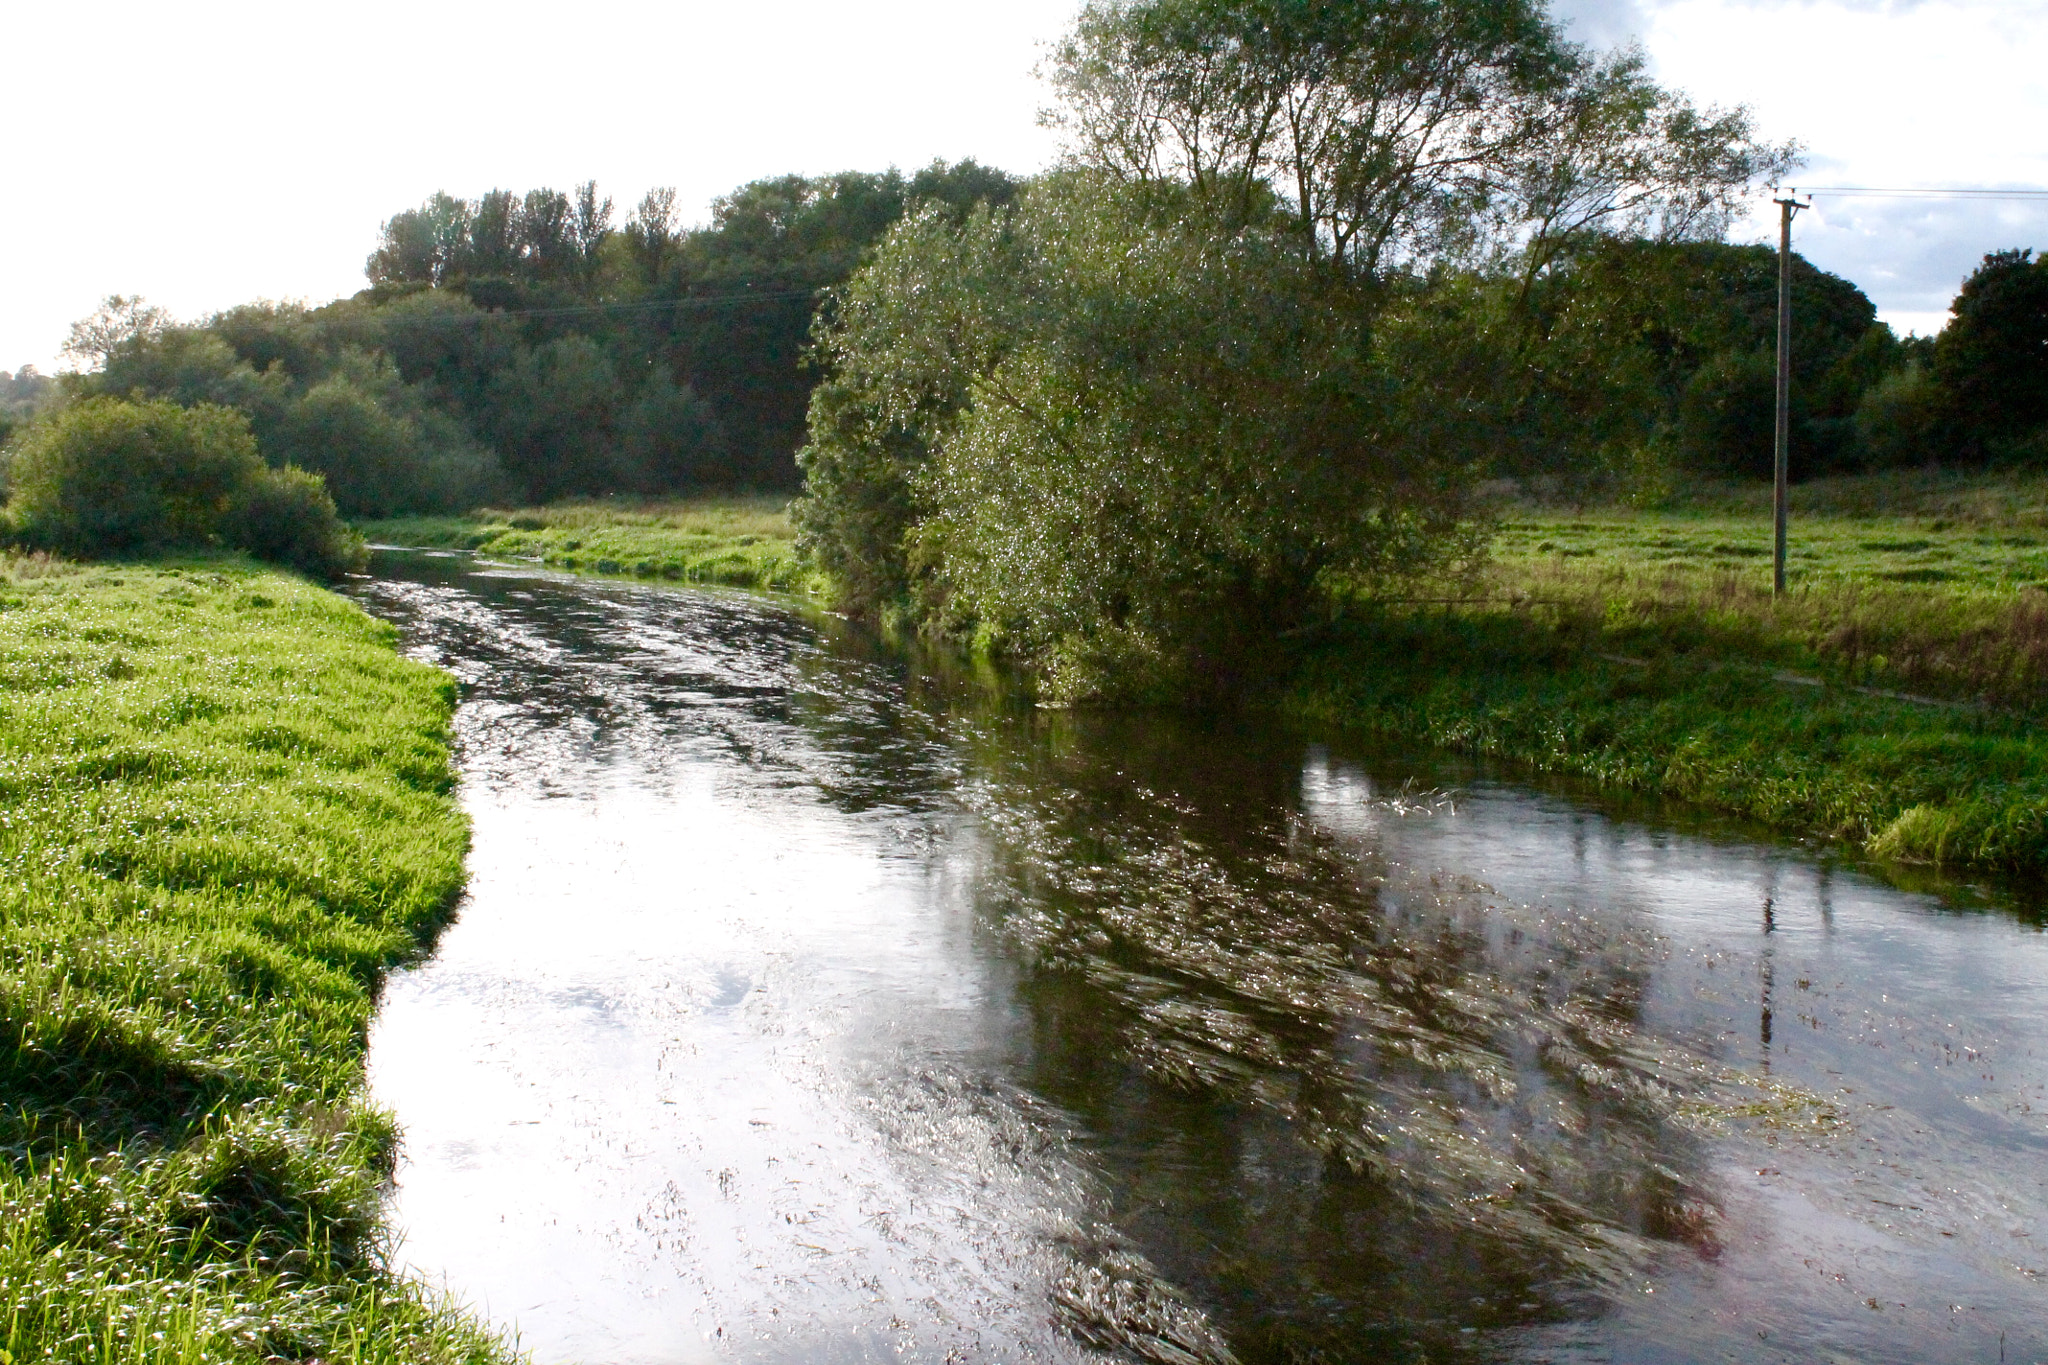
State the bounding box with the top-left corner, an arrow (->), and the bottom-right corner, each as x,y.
355,497 -> 810,592
0,553 -> 516,1363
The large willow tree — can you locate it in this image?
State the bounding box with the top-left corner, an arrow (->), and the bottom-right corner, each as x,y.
796,0 -> 1794,702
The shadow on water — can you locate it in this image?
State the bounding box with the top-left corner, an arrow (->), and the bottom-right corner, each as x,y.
351,551 -> 2048,1365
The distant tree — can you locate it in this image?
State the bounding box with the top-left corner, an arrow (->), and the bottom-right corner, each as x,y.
572,180 -> 614,283
0,365 -> 57,430
365,193 -> 472,286
618,369 -> 728,493
1934,248 -> 2048,453
624,187 -> 681,287
485,336 -> 623,501
61,295 -> 170,371
1522,240 -> 1881,476
517,188 -> 578,281
1853,362 -> 1944,469
469,189 -> 523,277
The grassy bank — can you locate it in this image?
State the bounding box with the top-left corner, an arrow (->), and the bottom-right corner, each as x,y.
1292,475 -> 2048,874
0,553 -> 513,1363
358,497 -> 813,593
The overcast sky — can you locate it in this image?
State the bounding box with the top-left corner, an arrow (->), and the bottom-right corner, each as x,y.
4,0 -> 2042,374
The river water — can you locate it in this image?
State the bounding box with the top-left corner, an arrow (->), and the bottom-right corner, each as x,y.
350,551 -> 2048,1365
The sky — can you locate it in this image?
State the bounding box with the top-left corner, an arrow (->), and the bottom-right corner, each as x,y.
3,0 -> 2043,375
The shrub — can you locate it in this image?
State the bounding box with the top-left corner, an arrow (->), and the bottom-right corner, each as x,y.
1853,363 -> 1945,469
1675,349 -> 1779,477
7,397 -> 266,554
226,465 -> 368,577
4,397 -> 364,577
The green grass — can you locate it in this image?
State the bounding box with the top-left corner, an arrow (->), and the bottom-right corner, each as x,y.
358,496 -> 814,593
1291,473 -> 2048,874
0,552 -> 515,1363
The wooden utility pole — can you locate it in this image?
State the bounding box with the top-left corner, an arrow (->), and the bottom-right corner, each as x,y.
1773,191 -> 1809,597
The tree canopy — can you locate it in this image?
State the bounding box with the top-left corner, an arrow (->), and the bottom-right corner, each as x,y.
795,0 -> 1807,699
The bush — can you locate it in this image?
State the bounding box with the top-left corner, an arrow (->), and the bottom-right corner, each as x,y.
4,397 -> 364,576
7,397 -> 266,554
264,356 -> 506,517
1675,349 -> 1779,477
1853,363 -> 1946,469
226,466 -> 368,577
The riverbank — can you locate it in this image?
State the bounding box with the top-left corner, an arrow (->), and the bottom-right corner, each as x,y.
0,553 -> 514,1363
1291,477 -> 2048,873
357,497 -> 812,594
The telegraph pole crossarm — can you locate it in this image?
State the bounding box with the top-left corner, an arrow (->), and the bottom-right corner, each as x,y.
1773,189 -> 1810,597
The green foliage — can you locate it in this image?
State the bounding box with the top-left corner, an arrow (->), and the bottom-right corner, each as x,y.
1934,248 -> 2048,456
1521,240 -> 1886,478
1675,348 -> 1779,476
7,399 -> 266,555
796,0 -> 1807,698
84,306 -> 505,518
346,162 -> 1022,496
801,177 -> 1496,700
1853,362 -> 1945,470
618,370 -> 728,493
0,561 -> 514,1362
482,335 -> 623,501
0,366 -> 56,432
226,465 -> 368,578
1047,0 -> 1795,277
4,399 -> 364,579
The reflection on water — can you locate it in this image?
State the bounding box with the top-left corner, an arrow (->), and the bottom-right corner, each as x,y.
353,552 -> 2048,1364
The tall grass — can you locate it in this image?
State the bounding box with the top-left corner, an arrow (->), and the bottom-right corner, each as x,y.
0,554 -> 515,1362
357,496 -> 811,592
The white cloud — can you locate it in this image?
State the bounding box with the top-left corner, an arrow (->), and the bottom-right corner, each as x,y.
1637,0 -> 2048,331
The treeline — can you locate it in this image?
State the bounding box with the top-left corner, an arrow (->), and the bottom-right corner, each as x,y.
793,0 -> 2048,702
0,364 -> 56,445
34,164 -> 1018,520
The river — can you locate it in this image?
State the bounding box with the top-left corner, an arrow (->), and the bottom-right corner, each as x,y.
349,550 -> 2048,1365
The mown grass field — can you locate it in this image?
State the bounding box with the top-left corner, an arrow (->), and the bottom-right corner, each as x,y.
1295,472 -> 2048,874
357,496 -> 812,593
0,553 -> 514,1363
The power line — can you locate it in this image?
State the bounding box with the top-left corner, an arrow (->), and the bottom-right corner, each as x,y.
1788,186 -> 2048,200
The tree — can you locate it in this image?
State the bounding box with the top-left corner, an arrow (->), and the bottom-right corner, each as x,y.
624,187 -> 681,287
365,193 -> 471,286
571,179 -> 615,282
484,336 -> 623,501
1045,0 -> 1792,283
61,295 -> 171,371
799,177 -> 1489,700
1935,248 -> 2048,453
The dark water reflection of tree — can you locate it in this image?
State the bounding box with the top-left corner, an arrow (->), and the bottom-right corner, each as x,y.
924,708 -> 1781,1362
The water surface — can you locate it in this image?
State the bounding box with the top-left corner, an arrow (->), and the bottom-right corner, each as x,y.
353,552 -> 2048,1364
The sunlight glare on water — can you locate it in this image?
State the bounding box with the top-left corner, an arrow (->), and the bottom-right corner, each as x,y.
353,552 -> 2048,1365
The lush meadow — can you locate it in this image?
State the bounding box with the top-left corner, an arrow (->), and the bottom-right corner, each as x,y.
0,553 -> 513,1364
358,496 -> 810,593
1293,475 -> 2048,873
